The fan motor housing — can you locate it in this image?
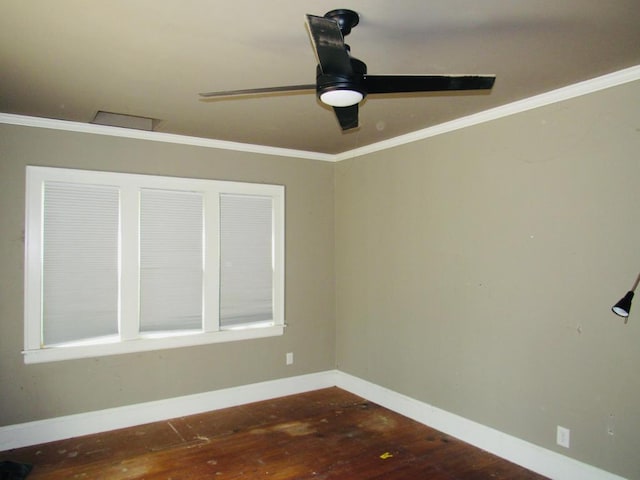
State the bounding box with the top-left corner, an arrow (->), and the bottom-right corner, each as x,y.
316,57 -> 367,103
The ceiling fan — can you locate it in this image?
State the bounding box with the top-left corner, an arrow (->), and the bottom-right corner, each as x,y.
200,9 -> 496,130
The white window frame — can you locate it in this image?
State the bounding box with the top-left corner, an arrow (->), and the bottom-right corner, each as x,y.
23,166 -> 285,364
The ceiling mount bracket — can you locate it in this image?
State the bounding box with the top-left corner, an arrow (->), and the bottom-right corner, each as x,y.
323,9 -> 359,36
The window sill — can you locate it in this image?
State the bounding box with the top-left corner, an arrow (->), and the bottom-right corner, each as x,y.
23,325 -> 285,364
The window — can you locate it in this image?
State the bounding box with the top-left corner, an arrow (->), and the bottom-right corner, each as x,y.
24,166 -> 285,363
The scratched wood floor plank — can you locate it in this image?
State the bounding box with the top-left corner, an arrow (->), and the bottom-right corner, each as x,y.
1,387 -> 547,479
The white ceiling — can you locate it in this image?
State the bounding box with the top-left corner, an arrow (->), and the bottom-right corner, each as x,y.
1,1 -> 639,154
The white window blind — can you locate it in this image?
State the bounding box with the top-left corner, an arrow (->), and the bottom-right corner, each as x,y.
139,189 -> 203,333
24,166 -> 285,363
42,182 -> 120,345
219,194 -> 274,328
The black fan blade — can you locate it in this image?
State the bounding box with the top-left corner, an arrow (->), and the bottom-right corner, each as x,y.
362,75 -> 495,94
333,104 -> 358,130
199,84 -> 315,98
305,14 -> 352,75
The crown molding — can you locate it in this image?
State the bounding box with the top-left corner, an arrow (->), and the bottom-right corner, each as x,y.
0,113 -> 335,162
2,65 -> 638,163
334,64 -> 640,161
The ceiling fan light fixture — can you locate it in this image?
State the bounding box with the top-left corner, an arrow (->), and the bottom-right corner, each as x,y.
199,9 -> 496,131
320,89 -> 363,107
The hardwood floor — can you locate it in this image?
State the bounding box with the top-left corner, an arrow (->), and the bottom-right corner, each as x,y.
1,387 -> 548,479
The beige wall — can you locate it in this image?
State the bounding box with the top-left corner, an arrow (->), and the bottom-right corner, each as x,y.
335,80 -> 640,478
2,79 -> 639,478
0,125 -> 336,425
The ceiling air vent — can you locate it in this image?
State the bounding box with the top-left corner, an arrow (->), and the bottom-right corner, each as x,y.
91,111 -> 158,131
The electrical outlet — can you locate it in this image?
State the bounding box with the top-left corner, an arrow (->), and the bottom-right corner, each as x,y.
557,426 -> 570,448
286,352 -> 294,365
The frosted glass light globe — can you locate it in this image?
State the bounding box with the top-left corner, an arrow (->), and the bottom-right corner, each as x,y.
320,89 -> 363,107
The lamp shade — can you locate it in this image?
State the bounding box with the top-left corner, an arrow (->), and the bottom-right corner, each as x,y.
612,291 -> 634,317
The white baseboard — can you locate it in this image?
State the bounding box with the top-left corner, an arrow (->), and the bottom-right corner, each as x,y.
334,371 -> 625,480
0,369 -> 624,480
0,370 -> 335,451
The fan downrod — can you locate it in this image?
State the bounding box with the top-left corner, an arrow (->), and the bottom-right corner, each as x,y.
323,9 -> 359,36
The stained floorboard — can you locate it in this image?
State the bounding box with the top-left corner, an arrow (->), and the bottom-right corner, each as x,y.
1,387 -> 548,479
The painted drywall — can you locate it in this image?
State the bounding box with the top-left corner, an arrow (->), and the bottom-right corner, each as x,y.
335,80 -> 640,479
0,124 -> 335,425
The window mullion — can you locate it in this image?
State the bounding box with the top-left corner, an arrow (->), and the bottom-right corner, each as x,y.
24,170 -> 45,351
203,190 -> 220,332
272,190 -> 285,326
119,185 -> 140,340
